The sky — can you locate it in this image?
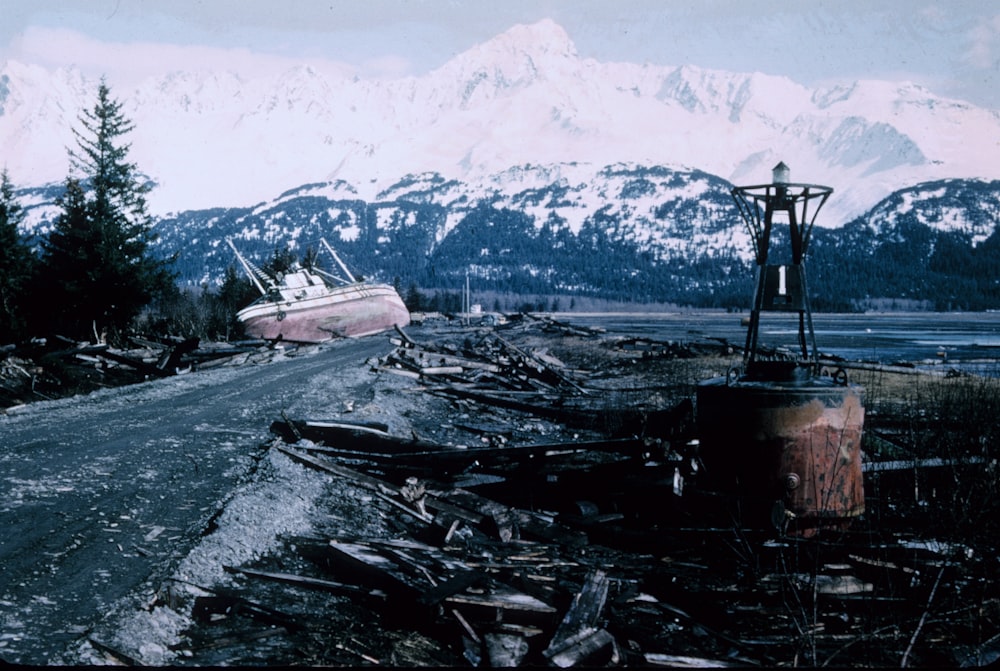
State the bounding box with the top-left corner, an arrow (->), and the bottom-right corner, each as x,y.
2,0 -> 999,110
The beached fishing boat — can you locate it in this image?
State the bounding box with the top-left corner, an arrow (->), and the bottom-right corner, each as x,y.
227,238 -> 410,342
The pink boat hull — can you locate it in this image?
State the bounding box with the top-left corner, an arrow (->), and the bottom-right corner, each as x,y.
237,283 -> 410,342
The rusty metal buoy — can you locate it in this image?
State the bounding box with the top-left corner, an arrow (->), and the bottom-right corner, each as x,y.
696,163 -> 865,536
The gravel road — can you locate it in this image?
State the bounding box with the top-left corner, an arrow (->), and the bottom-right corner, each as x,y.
0,336 -> 392,665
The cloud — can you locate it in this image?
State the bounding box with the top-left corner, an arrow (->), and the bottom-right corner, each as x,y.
964,14 -> 1000,69
9,26 -> 364,86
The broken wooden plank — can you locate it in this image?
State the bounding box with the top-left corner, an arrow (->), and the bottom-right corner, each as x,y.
493,333 -> 589,394
373,489 -> 434,523
423,496 -> 487,526
643,653 -> 752,668
274,414 -> 644,467
436,488 -> 588,548
190,627 -> 285,652
327,539 -> 437,597
544,628 -> 616,668
417,570 -> 485,606
444,582 -> 559,616
545,569 -> 611,655
378,365 -> 422,380
155,336 -> 200,373
270,418 -> 417,452
223,565 -> 389,601
190,592 -> 304,632
327,536 -> 558,629
419,365 -> 466,376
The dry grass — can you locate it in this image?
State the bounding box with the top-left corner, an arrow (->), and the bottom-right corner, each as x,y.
851,367 -> 1000,550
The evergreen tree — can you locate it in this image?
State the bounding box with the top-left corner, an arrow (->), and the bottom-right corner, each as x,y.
213,265 -> 257,339
38,80 -> 175,342
0,170 -> 36,342
404,282 -> 423,312
263,245 -> 297,277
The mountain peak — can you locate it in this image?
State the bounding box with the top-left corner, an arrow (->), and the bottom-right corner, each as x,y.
452,18 -> 578,77
497,19 -> 577,56
2,21 -> 998,223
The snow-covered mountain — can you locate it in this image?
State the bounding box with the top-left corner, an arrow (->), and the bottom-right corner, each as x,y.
1,19 -> 996,227
140,158 -> 998,311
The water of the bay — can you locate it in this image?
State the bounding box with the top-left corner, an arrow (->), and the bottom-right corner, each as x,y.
566,311 -> 1000,376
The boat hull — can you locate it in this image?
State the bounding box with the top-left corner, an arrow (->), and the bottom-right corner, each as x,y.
237,283 -> 410,342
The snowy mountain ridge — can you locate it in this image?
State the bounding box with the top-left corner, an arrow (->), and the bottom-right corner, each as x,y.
1,18 -> 996,228
147,164 -> 1000,312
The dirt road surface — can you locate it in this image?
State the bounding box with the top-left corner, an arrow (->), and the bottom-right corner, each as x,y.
0,336 -> 391,665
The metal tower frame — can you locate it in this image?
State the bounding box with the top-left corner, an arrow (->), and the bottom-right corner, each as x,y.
731,163 -> 833,376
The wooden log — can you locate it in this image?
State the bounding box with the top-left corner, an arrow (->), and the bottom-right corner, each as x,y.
273,443 -> 398,496
419,365 -> 466,376
394,324 -> 418,347
223,565 -> 389,601
378,365 -> 422,379
414,351 -> 501,372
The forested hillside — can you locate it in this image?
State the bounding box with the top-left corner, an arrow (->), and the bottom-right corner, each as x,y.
17,170 -> 1000,313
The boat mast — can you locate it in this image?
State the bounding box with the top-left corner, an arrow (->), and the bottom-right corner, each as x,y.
320,238 -> 357,283
226,238 -> 270,295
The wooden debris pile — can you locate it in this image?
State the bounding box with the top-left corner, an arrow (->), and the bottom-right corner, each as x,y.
1,335 -> 292,410
161,437 -> 1000,668
379,322 -> 591,393
375,322 -> 697,442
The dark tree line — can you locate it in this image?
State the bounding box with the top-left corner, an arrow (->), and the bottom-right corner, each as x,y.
0,169 -> 36,342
